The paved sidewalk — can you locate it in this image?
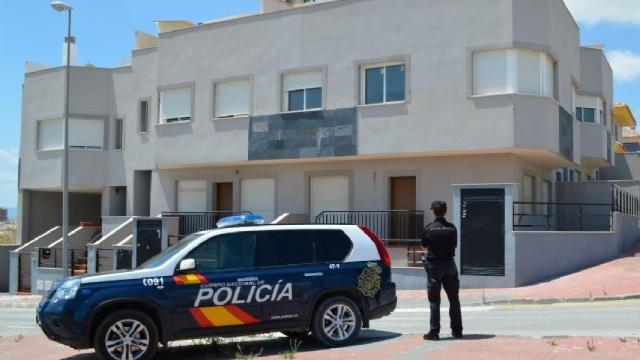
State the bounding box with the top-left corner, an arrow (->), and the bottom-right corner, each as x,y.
400,243 -> 640,306
0,294 -> 41,309
1,332 -> 639,360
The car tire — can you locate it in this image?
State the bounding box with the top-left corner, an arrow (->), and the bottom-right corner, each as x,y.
94,309 -> 159,360
311,296 -> 362,347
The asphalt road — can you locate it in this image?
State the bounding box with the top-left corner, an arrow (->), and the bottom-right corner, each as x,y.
2,300 -> 639,339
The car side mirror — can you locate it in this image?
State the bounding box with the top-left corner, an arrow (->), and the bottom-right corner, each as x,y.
178,258 -> 196,272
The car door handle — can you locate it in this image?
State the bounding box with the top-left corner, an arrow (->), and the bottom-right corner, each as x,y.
237,277 -> 258,282
304,272 -> 323,277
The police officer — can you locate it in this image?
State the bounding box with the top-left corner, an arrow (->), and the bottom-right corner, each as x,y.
421,201 -> 463,340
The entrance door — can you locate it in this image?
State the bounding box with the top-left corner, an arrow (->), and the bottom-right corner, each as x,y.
215,183 -> 234,222
135,219 -> 163,267
460,188 -> 505,276
390,177 -> 416,239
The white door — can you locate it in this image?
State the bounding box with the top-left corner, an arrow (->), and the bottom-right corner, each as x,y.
241,178 -> 276,222
310,176 -> 350,221
177,180 -> 207,212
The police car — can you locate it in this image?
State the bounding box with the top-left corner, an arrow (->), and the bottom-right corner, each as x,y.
37,215 -> 397,360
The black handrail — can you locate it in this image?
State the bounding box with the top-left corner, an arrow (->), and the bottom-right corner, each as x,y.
161,211 -> 251,241
314,210 -> 425,241
612,185 -> 640,217
513,201 -> 612,231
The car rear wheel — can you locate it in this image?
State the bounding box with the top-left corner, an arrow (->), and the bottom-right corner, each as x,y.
94,309 -> 159,360
312,296 -> 362,347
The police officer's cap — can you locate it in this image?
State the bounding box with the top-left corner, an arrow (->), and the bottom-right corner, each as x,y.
430,201 -> 447,211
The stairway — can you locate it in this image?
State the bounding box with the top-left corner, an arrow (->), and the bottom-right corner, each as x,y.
72,257 -> 88,276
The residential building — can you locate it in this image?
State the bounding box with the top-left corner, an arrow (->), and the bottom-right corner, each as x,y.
600,104 -> 639,180
17,0 -> 627,289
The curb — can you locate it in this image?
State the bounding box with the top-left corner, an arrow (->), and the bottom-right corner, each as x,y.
0,302 -> 39,309
481,293 -> 640,306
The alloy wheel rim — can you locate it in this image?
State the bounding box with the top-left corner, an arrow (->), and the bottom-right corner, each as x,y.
322,304 -> 356,341
105,319 -> 150,360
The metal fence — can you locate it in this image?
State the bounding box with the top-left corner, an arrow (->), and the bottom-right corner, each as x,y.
612,185 -> 640,217
37,248 -> 86,270
513,202 -> 612,231
315,210 -> 425,267
161,211 -> 251,241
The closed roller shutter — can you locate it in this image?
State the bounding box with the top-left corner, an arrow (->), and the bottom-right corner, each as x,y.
241,178 -> 276,222
310,176 -> 350,221
177,180 -> 207,212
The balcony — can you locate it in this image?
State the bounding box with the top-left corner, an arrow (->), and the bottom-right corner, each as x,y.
580,123 -> 611,167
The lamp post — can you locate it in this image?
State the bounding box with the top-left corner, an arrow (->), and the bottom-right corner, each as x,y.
51,1 -> 73,278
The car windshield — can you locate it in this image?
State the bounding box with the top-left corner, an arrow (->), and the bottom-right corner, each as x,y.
138,233 -> 204,269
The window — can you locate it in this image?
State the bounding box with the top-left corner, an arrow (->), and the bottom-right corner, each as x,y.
37,119 -> 104,151
473,49 -> 554,97
159,87 -> 192,124
214,79 -> 251,118
361,63 -> 406,105
282,71 -> 323,112
139,100 -> 149,133
258,230 -> 314,267
177,180 -> 207,212
189,232 -> 257,272
70,119 -> 104,150
37,119 -> 63,151
114,119 -> 123,150
576,107 -> 596,123
314,230 -> 352,263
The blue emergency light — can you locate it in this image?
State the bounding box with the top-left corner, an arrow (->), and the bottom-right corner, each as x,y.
216,214 -> 265,228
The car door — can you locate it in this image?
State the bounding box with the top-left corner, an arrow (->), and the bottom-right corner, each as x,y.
257,230 -> 327,330
171,231 -> 263,339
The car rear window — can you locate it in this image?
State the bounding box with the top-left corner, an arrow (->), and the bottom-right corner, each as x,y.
314,230 -> 353,263
257,229 -> 353,268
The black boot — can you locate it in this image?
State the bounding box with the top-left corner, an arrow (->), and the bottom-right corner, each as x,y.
423,331 -> 440,341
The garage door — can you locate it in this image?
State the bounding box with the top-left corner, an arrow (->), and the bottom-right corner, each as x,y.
310,176 -> 350,221
177,180 -> 207,212
241,178 -> 276,222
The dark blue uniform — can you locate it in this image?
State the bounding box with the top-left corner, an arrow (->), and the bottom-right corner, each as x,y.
421,217 -> 463,337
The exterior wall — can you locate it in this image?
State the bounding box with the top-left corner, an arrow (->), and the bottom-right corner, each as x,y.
581,123 -> 608,162
149,154 -> 551,218
0,245 -> 20,292
514,212 -> 639,286
601,153 -> 640,180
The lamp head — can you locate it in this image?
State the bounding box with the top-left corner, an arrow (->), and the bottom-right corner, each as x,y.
51,1 -> 72,12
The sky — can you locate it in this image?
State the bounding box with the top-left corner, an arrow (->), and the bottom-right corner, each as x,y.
0,0 -> 639,210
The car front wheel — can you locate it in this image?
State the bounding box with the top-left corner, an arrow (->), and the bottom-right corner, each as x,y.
94,309 -> 159,360
312,296 -> 362,347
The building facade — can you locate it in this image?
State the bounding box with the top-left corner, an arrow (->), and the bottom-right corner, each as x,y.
18,0 -> 618,287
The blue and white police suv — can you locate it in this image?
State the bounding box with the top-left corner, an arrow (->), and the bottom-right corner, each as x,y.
37,215 -> 397,360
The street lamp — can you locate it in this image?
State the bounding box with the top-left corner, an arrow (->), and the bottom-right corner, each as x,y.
51,1 -> 73,278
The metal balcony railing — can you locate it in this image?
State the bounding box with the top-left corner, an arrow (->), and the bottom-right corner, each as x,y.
612,185 -> 640,217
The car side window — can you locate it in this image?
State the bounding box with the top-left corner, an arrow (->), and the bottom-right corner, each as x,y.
314,230 -> 353,263
258,230 -> 314,268
188,232 -> 257,272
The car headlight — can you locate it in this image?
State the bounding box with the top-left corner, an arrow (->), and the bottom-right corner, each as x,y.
51,279 -> 81,303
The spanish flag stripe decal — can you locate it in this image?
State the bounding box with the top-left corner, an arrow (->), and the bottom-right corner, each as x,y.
189,306 -> 261,328
173,275 -> 184,285
200,306 -> 245,327
195,274 -> 208,284
173,274 -> 208,285
225,305 -> 259,324
189,308 -> 214,328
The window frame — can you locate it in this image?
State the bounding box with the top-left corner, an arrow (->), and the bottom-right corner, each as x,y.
36,118 -> 64,152
138,98 -> 150,133
114,118 -> 124,150
157,84 -> 194,125
360,61 -> 408,106
212,76 -> 253,120
471,48 -> 556,99
281,69 -> 325,113
37,118 -> 106,152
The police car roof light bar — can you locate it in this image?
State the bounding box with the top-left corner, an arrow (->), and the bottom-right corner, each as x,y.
216,214 -> 265,228
358,225 -> 391,267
